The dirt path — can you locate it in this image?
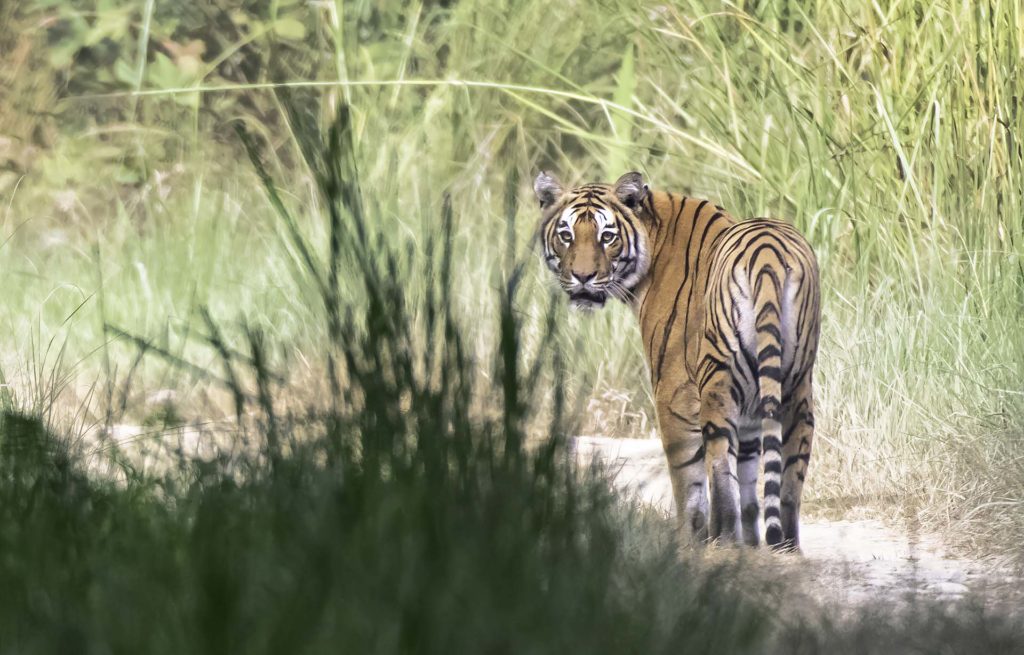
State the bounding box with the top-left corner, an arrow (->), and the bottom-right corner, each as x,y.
572,436 -> 1019,605
91,424 -> 1019,605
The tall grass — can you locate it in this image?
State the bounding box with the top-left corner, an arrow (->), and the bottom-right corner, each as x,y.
2,0 -> 1023,556
0,98 -> 761,652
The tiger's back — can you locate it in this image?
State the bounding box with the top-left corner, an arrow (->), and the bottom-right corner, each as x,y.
698,218 -> 820,419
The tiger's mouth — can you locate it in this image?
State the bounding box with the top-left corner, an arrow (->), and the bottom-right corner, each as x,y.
569,290 -> 607,310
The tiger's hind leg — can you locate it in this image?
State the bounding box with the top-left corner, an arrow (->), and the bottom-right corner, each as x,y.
780,376 -> 814,551
737,422 -> 762,547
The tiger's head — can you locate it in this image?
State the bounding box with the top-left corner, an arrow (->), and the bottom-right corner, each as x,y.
534,171 -> 652,310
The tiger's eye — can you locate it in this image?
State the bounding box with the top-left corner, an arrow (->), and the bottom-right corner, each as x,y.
558,231 -> 573,243
601,232 -> 617,244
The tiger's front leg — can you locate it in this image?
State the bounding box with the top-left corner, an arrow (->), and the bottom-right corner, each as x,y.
656,384 -> 709,547
699,374 -> 742,545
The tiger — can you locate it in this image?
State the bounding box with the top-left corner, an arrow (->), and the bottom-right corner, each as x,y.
534,171 -> 820,549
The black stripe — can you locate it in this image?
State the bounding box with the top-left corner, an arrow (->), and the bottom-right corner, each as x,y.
758,397 -> 780,418
683,211 -> 726,348
671,444 -> 706,469
667,407 -> 692,424
738,440 -> 761,454
655,200 -> 708,379
755,302 -> 780,323
738,439 -> 761,462
702,425 -> 733,441
784,453 -> 811,470
757,324 -> 782,340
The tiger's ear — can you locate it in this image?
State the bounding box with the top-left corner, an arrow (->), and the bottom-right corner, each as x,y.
533,171 -> 564,209
614,171 -> 649,209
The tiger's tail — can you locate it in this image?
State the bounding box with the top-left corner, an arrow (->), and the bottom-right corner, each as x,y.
754,266 -> 785,547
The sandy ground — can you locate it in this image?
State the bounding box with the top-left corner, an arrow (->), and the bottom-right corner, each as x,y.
572,436 -> 1021,605
85,422 -> 1020,605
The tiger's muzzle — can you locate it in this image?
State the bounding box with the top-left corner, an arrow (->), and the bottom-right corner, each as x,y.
568,289 -> 608,310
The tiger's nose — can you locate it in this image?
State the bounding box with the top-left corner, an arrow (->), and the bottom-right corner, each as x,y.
575,272 -> 596,284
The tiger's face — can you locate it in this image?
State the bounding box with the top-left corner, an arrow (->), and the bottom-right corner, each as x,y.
534,171 -> 651,310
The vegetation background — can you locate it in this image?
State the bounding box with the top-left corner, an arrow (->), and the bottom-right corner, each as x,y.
1,0 -> 1023,650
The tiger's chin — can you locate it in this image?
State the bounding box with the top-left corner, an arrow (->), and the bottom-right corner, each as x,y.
569,291 -> 608,311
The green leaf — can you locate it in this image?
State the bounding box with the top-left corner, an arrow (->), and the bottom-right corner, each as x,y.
48,42 -> 79,68
273,17 -> 306,40
114,165 -> 142,185
114,57 -> 136,86
148,52 -> 186,88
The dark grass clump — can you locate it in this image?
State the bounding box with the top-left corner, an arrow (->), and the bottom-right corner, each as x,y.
0,100 -> 770,654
